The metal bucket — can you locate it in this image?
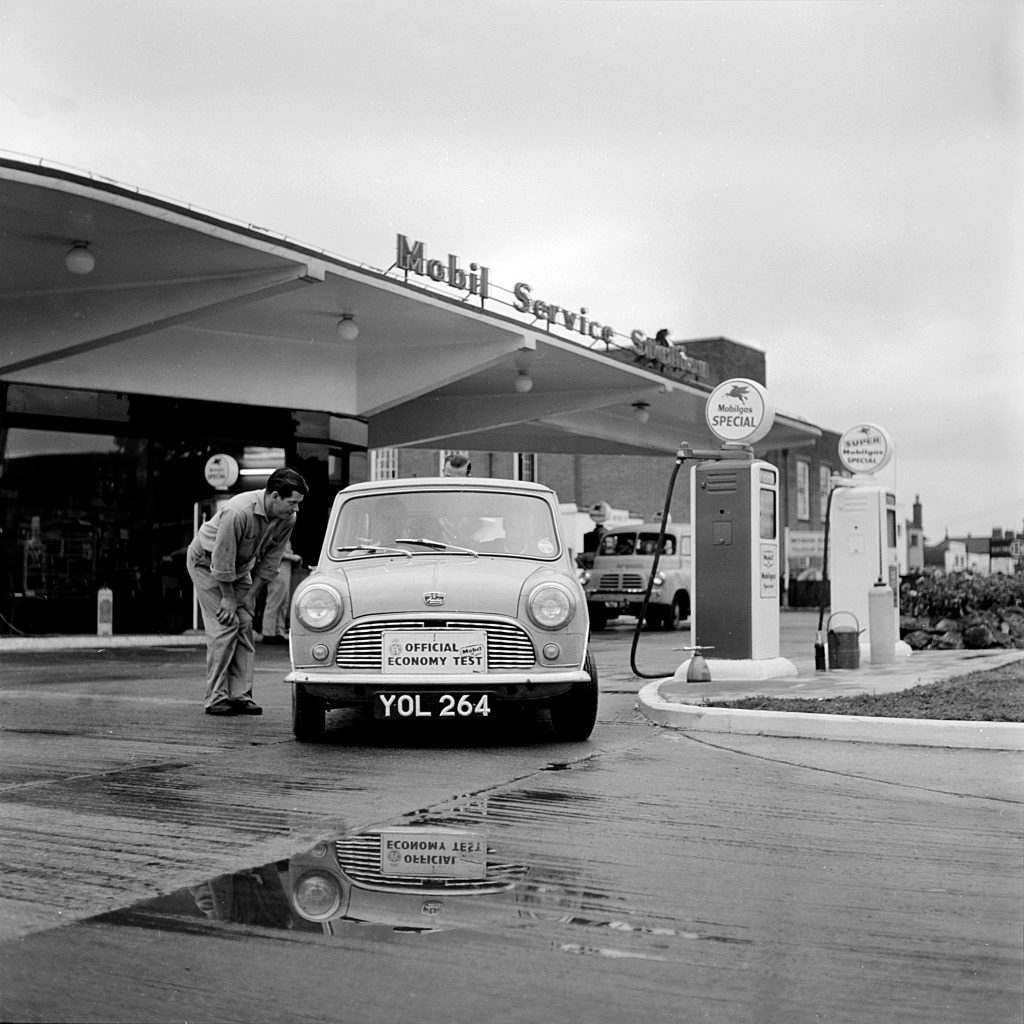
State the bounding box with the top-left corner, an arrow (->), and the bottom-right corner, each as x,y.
827,612 -> 862,669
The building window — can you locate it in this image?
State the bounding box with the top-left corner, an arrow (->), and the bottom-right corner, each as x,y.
796,460 -> 810,521
819,465 -> 831,521
370,448 -> 398,480
515,453 -> 537,482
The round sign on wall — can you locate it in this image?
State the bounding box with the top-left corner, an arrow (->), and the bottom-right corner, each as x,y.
838,423 -> 894,474
705,378 -> 775,445
204,454 -> 239,489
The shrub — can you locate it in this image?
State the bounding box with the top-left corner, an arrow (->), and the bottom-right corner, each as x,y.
901,572 -> 1024,619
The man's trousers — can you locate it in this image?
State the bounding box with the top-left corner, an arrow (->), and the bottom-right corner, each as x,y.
187,553 -> 256,708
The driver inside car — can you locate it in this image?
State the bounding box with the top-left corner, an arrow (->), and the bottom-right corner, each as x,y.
371,497 -> 406,545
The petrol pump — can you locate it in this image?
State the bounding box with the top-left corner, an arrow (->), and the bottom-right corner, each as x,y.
692,453 -> 781,660
827,424 -> 906,664
677,379 -> 797,681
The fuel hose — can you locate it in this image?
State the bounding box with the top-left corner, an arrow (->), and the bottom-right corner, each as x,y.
629,453 -> 683,679
813,485 -> 838,670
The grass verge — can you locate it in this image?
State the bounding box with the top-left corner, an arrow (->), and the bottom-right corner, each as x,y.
702,662 -> 1024,722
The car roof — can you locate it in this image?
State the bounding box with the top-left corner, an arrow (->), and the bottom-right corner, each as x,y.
336,477 -> 557,498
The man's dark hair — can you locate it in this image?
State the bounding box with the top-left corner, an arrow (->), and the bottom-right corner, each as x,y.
444,453 -> 471,473
267,467 -> 308,498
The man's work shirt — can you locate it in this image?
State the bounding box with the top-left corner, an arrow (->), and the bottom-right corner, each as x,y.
189,490 -> 296,585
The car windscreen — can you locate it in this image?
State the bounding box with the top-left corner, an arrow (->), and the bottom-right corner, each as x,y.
330,491 -> 560,558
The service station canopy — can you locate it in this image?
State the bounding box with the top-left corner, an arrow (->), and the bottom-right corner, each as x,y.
0,159 -> 819,456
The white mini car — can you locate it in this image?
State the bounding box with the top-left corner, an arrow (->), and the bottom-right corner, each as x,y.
286,478 -> 597,743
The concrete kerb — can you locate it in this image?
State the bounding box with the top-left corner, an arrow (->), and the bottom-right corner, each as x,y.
0,634 -> 207,652
637,672 -> 1024,751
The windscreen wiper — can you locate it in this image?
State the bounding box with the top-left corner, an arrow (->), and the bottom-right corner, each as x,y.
335,544 -> 412,557
393,537 -> 480,556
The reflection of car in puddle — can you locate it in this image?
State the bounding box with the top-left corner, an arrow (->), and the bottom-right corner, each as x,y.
109,823 -> 589,938
289,824 -> 530,934
94,813 -> 750,954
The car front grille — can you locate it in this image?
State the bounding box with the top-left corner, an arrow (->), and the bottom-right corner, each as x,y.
594,572 -> 646,591
336,618 -> 535,670
335,833 -> 522,892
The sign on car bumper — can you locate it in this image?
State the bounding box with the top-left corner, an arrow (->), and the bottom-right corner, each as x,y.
382,629 -> 487,673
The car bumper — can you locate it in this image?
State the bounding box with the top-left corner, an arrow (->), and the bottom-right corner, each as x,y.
287,668 -> 588,685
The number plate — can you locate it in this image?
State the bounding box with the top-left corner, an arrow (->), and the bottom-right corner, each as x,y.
373,692 -> 495,720
382,630 -> 487,674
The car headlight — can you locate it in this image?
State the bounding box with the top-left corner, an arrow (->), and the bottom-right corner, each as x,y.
291,871 -> 343,921
652,572 -> 665,587
295,584 -> 343,631
527,583 -> 575,630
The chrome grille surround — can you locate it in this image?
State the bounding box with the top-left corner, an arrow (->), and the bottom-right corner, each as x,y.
335,832 -> 523,893
336,617 -> 536,670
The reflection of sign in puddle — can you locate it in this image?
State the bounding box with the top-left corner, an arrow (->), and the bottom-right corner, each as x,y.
378,827 -> 486,878
292,825 -> 523,933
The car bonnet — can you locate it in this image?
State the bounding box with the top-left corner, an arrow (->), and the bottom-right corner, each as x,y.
328,556 -> 545,618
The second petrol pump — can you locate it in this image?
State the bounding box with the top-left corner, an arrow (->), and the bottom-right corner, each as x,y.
827,423 -> 908,664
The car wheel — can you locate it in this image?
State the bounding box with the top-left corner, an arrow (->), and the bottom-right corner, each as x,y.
548,652 -> 598,742
292,683 -> 325,742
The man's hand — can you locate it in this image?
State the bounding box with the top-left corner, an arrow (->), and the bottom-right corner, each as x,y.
215,596 -> 239,625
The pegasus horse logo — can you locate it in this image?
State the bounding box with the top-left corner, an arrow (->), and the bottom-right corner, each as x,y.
726,384 -> 749,400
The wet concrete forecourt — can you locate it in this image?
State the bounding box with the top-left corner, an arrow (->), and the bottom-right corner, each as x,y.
3,607 -> 1022,749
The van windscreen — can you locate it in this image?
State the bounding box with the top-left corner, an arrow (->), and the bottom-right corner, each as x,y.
598,532 -> 675,556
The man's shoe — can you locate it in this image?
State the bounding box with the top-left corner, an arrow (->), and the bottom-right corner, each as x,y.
232,700 -> 263,715
205,702 -> 237,716
262,635 -> 286,645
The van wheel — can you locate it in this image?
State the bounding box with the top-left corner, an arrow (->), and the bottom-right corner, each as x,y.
293,684 -> 325,742
588,605 -> 607,631
548,653 -> 598,742
668,594 -> 690,630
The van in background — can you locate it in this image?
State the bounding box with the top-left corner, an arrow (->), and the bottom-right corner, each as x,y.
582,521 -> 692,631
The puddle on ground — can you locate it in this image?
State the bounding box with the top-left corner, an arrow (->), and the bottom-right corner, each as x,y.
91,785 -> 753,958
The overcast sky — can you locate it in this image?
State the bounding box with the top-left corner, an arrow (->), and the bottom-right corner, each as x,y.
2,0 -> 1021,541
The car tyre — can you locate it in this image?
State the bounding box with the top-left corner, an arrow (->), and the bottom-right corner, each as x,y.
548,652 -> 598,742
293,683 -> 325,742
